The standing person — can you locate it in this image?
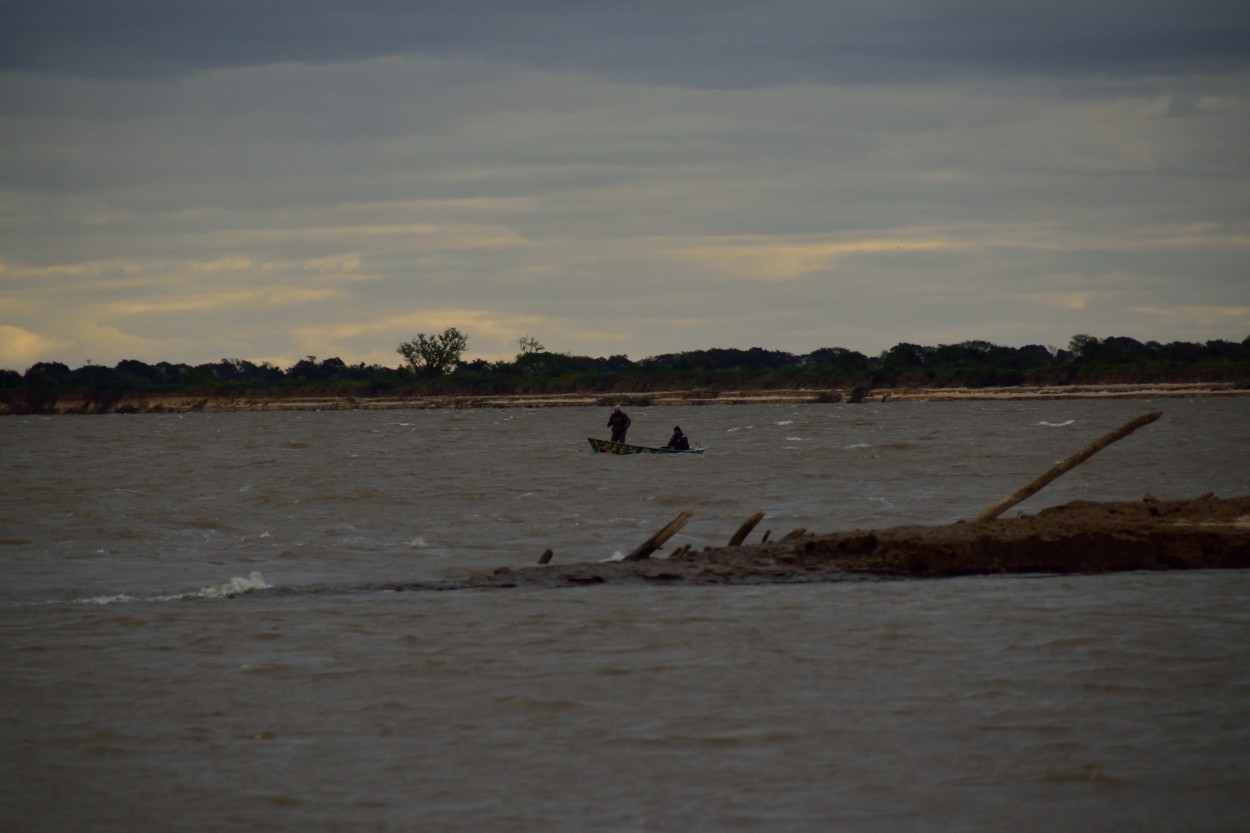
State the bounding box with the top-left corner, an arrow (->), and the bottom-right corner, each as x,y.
666,426 -> 690,450
608,405 -> 631,443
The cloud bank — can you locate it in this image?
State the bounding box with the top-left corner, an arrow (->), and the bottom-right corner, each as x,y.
2,1 -> 1248,369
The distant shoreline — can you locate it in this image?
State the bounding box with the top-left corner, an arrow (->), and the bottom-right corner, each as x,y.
7,382 -> 1247,415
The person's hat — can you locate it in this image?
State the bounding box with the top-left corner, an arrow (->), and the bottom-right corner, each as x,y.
674,426 -> 682,432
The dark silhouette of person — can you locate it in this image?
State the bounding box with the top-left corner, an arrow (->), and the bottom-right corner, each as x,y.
667,426 -> 690,450
608,405 -> 631,442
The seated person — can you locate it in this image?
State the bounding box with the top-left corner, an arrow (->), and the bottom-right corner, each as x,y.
666,426 -> 690,450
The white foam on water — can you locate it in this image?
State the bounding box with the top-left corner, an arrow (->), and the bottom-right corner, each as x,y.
198,571 -> 271,598
63,571 -> 273,606
1040,419 -> 1075,427
72,593 -> 147,606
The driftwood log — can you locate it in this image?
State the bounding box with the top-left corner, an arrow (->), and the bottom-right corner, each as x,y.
974,410 -> 1162,522
623,509 -> 694,561
728,512 -> 766,546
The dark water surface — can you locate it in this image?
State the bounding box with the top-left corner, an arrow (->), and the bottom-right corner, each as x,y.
3,400 -> 1249,831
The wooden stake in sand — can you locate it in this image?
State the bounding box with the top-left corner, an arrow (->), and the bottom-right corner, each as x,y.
974,410 -> 1162,522
622,509 -> 694,561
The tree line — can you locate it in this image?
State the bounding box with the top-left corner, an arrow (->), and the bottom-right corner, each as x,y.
3,331 -> 1248,414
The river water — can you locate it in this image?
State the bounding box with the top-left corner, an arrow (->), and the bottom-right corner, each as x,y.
3,399 -> 1249,831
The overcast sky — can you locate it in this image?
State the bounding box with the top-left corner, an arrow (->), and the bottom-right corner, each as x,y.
2,0 -> 1248,371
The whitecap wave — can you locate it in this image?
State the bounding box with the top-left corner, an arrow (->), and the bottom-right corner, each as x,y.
1040,420 -> 1075,427
67,571 -> 274,605
73,593 -> 146,605
198,571 -> 271,598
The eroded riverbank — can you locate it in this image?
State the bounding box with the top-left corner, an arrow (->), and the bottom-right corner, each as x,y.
8,381 -> 1248,415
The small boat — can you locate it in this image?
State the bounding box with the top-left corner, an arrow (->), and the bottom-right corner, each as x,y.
587,437 -> 706,455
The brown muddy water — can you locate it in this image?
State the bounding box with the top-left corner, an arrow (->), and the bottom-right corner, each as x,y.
3,400 -> 1249,832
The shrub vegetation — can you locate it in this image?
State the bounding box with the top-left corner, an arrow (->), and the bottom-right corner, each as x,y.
2,334 -> 1247,414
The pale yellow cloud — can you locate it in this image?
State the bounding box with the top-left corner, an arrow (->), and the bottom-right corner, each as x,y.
292,308 -> 559,363
1132,305 -> 1250,326
3,260 -> 368,312
667,235 -> 962,279
1128,225 -> 1250,252
0,325 -> 71,368
64,319 -> 180,362
198,222 -> 530,252
190,257 -> 255,274
4,222 -> 523,288
273,253 -> 365,275
6,257 -> 249,285
14,261 -> 123,279
337,196 -> 539,215
2,259 -> 194,292
1030,291 -> 1100,310
96,286 -> 346,317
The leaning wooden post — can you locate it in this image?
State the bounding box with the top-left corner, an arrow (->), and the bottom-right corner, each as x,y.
728,511 -> 765,546
974,410 -> 1162,522
623,510 -> 694,561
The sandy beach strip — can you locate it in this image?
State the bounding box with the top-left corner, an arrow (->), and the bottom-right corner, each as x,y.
10,381 -> 1244,415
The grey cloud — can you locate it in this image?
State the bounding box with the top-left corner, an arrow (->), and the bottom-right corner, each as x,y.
4,0 -> 1248,85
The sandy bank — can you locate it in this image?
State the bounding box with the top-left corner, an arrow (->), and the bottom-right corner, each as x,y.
350,495 -> 1250,592
13,382 -> 1248,415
